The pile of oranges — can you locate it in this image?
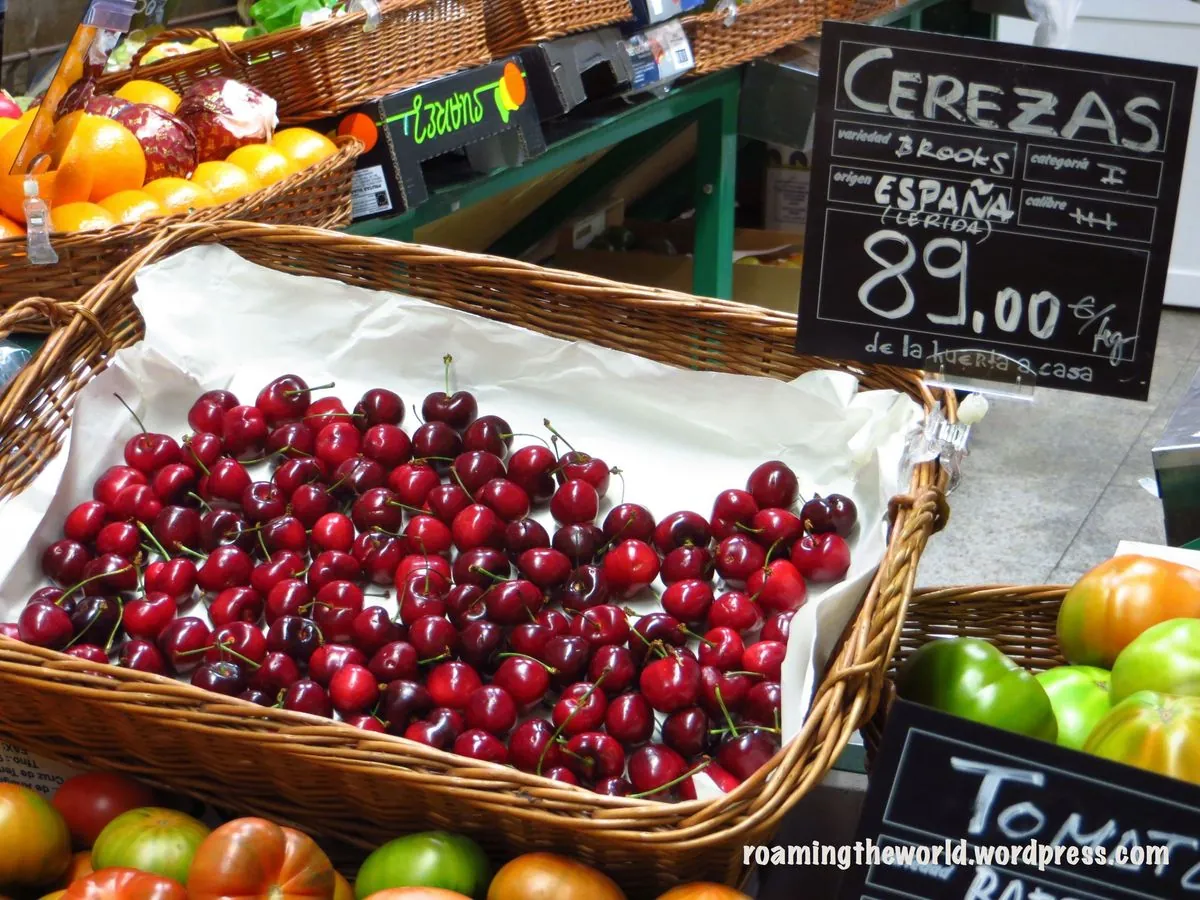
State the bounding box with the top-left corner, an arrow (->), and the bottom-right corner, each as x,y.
0,80 -> 340,237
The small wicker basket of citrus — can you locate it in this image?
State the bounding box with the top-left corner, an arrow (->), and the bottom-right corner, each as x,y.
0,75 -> 343,238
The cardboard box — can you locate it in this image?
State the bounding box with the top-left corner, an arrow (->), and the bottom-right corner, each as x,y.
558,199 -> 626,251
553,220 -> 804,313
629,0 -> 706,25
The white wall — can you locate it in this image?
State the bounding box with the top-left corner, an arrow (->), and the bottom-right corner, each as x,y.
998,1 -> 1200,308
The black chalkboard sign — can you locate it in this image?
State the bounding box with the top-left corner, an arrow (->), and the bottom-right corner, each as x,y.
840,699 -> 1200,899
797,23 -> 1197,400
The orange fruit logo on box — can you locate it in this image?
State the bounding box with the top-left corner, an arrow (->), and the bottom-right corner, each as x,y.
337,113 -> 377,154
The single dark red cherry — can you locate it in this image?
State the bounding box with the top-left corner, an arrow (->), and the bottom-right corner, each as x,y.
746,461 -> 799,509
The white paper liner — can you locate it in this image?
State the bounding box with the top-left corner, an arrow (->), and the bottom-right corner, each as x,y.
0,244 -> 923,800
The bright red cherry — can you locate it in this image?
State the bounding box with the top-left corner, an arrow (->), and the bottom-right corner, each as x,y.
509,719 -> 567,773
506,445 -> 556,504
604,692 -> 654,746
747,461 -> 799,509
221,405 -> 269,459
640,652 -> 701,713
450,504 -> 506,553
475,478 -> 530,522
714,534 -> 766,584
602,539 -> 660,598
255,374 -> 313,425
188,390 -> 238,435
653,511 -> 711,555
462,415 -> 512,457
63,501 -> 108,543
711,489 -> 759,540
707,591 -> 764,635
426,661 -> 482,710
660,579 -> 714,624
791,533 -> 851,583
602,503 -> 656,544
517,548 -> 571,589
588,645 -> 637,695
747,559 -> 808,613
303,396 -> 351,433
368,641 -> 419,683
124,593 -> 178,641
465,685 -> 517,735
698,626 -> 745,671
550,479 -> 599,526
628,744 -> 687,798
761,610 -> 796,643
354,388 -> 405,427
564,731 -> 625,781
660,546 -> 712,585
266,422 -> 315,459
552,682 -> 607,736
743,640 -> 786,681
492,656 -> 550,710
124,430 -> 181,474
454,729 -> 509,765
315,422 -> 362,468
329,663 -> 381,715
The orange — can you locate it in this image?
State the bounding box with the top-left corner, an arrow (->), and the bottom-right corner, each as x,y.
143,177 -> 215,215
0,117 -> 20,143
271,128 -> 338,171
99,189 -> 163,224
0,214 -> 24,238
49,112 -> 146,203
51,202 -> 115,233
189,161 -> 262,205
114,80 -> 182,114
0,116 -> 53,223
226,144 -> 295,187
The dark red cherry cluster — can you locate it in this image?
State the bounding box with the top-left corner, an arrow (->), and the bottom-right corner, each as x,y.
12,357 -> 857,801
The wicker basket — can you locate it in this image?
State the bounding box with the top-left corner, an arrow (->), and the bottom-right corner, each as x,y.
0,221 -> 952,898
484,0 -> 634,55
830,0 -> 910,21
683,0 -> 826,76
0,137 -> 360,322
97,1 -> 491,126
862,585 -> 1069,757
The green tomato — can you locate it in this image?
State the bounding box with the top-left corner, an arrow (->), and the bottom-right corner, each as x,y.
1084,691 -> 1200,784
896,637 -> 1057,742
1111,617 -> 1200,704
90,807 -> 210,885
1035,666 -> 1111,750
354,831 -> 490,900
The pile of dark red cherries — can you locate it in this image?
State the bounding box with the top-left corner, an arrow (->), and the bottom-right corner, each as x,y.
16,361 -> 857,801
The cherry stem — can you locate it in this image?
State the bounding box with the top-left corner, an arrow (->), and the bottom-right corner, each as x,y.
501,432 -> 550,449
187,450 -> 211,476
538,667 -> 609,777
283,382 -> 335,396
418,651 -> 451,666
735,523 -> 764,535
175,544 -> 207,561
255,528 -> 270,559
442,353 -> 454,397
714,685 -> 739,737
680,626 -> 714,648
113,393 -> 147,435
542,419 -> 577,454
213,640 -> 262,670
629,758 -> 712,800
136,521 -> 171,560
597,512 -> 638,556
59,565 -> 134,605
412,404 -> 425,426
468,565 -> 507,585
104,598 -> 125,653
495,652 -> 556,674
726,670 -> 766,678
186,492 -> 212,512
385,500 -> 427,515
611,467 -> 626,505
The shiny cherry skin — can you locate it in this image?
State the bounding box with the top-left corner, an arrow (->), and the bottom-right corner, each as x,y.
462,415 -> 512,457
405,708 -> 465,751
411,422 -> 462,471
661,545 -> 713,585
552,681 -> 608,736
315,422 -> 362,469
427,484 -> 472,526
308,550 -> 362,592
603,539 -> 660,598
253,551 -> 308,597
144,558 -> 197,600
204,458 -> 252,506
458,619 -> 504,672
698,666 -> 753,717
312,580 -> 367,644
492,656 -> 550,711
192,661 -> 248,697
661,579 -> 715,624
93,465 -> 147,507
452,451 -> 506,494
157,617 -> 213,674
209,587 -> 264,627
698,626 -> 745,671
550,479 -> 599,526
404,515 -> 453,556
352,606 -> 404,656
249,651 -> 303,694
196,546 -> 254,593
120,640 -> 168,675
256,374 -> 312,425
303,396 -> 351,433
422,383 -> 477,431
426,661 -> 483,710
743,640 -> 786,681
199,508 -> 252,552
570,604 -> 629,649
542,767 -> 579,786
628,612 -> 687,665
707,591 -> 764,635
662,706 -> 713,758
354,388 -> 405,427
640,652 -> 702,713
408,616 -> 458,659
94,522 -> 138,558
361,424 -> 412,468
282,679 -> 334,718
17,601 -> 74,649
388,463 -> 440,510
517,548 -> 572,589
153,506 -> 202,554
542,635 -> 591,689
552,564 -> 609,612
717,730 -> 780,782
69,596 -> 122,647
509,719 -> 567,773
450,504 -> 507,553
747,559 -> 808,613
714,534 -> 767,584
262,515 -> 308,555
653,511 -> 712,555
602,503 -> 656,544
184,432 -> 224,471
64,644 -> 108,665
41,539 -> 91,586
552,523 -> 602,566
744,681 -> 783,727
380,679 -> 433,733
332,456 -> 386,497
188,390 -> 238,435
454,729 -> 508,764
152,463 -> 198,505
81,553 -> 138,594
308,643 -> 367,687
506,445 -> 556,504
266,616 -> 323,663
273,456 -> 327,495
761,609 -> 796,644
791,532 -> 851,583
464,685 -> 517,736
206,621 -> 267,667
221,405 -> 269,459
111,484 -> 162,525
368,641 -> 420,683
588,645 -> 637,695
452,547 -> 510,588
746,461 -> 799,510
329,663 -> 381,715
595,777 -> 633,797
124,593 -> 178,641
266,422 -> 315,460
349,487 -> 403,533
711,489 -> 759,541
289,483 -> 334,528
63,500 -> 108,543
475,478 -> 530,522
559,452 -> 611,498
628,744 -> 687,798
124,429 -> 182,473
564,731 -> 625,781
604,692 -> 654,747
354,532 -> 407,586
313,508 -> 363,551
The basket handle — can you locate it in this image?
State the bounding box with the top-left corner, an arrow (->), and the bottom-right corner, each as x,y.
128,27 -> 243,76
0,297 -> 107,342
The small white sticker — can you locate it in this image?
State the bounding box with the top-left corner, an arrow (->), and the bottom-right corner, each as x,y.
351,165 -> 393,219
572,212 -> 607,249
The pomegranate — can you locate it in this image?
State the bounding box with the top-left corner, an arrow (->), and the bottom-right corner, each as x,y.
176,77 -> 277,163
116,104 -> 199,180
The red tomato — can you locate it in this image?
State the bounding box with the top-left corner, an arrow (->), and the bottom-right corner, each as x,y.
1057,555 -> 1200,668
62,868 -> 186,900
486,854 -> 625,900
0,783 -> 72,890
53,774 -> 155,849
187,818 -> 336,900
657,886 -> 751,900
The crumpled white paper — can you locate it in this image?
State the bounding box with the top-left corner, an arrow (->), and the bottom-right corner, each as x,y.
1025,0 -> 1082,48
0,245 -> 922,798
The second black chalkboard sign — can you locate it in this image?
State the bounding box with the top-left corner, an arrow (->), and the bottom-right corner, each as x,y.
797,22 -> 1197,401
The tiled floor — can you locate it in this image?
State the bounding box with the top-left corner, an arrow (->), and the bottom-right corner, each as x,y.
917,308 -> 1200,587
